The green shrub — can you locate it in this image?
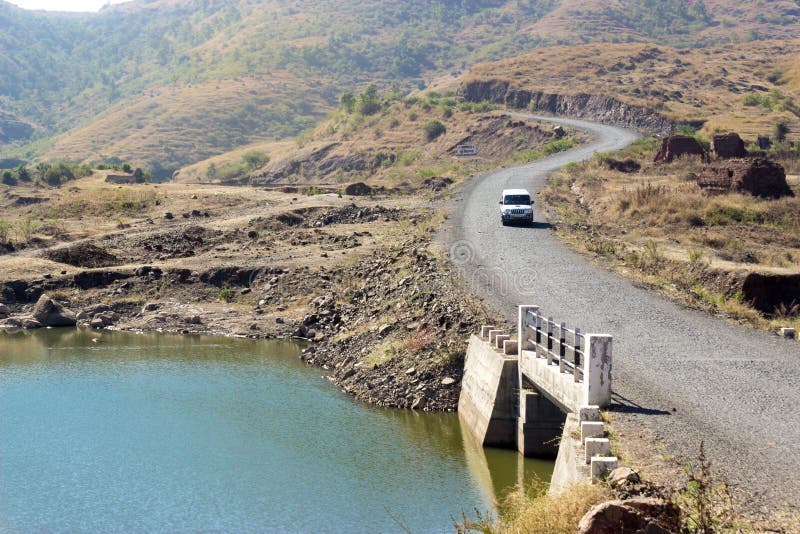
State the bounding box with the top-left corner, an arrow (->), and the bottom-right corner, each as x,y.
15,165 -> 30,182
457,100 -> 497,113
219,287 -> 235,302
356,84 -> 381,115
766,68 -> 785,84
422,119 -> 446,141
339,92 -> 355,113
243,151 -> 270,170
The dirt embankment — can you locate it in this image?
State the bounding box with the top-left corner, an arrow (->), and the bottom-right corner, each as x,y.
247,113 -> 564,188
460,79 -> 674,134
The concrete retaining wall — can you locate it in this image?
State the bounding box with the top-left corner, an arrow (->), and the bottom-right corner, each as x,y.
458,334 -> 518,447
549,413 -> 589,493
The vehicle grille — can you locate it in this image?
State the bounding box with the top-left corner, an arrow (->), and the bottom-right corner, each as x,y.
508,209 -> 528,215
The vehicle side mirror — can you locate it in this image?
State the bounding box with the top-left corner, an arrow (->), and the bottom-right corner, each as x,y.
498,201 -> 503,204
531,200 -> 535,205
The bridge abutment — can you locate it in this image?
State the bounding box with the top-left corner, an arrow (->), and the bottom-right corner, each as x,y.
457,334 -> 518,448
458,309 -> 615,488
517,388 -> 566,457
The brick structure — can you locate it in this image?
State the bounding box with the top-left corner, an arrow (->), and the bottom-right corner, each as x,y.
711,132 -> 748,159
697,158 -> 793,199
654,135 -> 705,162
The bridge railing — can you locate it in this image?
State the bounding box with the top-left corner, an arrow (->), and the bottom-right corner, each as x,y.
518,305 -> 612,408
522,308 -> 585,383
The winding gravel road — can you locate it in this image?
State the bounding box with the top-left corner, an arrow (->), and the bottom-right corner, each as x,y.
448,114 -> 800,513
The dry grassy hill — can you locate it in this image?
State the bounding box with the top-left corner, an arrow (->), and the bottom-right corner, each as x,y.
177,92 -> 584,191
462,40 -> 800,142
3,0 -> 800,177
523,0 -> 800,46
41,75 -> 327,174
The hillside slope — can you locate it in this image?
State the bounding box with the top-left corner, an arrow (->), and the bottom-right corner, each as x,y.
1,0 -> 799,174
461,40 -> 800,141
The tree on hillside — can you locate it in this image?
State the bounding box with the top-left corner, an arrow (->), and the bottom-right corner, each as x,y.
243,151 -> 270,170
357,84 -> 381,115
339,92 -> 356,114
774,121 -> 789,142
15,165 -> 30,182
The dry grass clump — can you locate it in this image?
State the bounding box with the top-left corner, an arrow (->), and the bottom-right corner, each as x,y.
41,188 -> 161,218
543,138 -> 800,333
548,140 -> 800,271
457,481 -> 611,534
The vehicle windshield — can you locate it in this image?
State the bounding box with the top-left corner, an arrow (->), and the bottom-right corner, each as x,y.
503,195 -> 530,205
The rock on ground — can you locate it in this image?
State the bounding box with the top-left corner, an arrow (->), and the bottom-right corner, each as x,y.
578,497 -> 680,534
31,294 -> 77,327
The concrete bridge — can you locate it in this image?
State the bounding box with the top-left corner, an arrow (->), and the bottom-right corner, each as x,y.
458,305 -> 616,488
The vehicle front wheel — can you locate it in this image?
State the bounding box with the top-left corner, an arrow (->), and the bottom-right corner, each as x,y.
501,218 -> 508,226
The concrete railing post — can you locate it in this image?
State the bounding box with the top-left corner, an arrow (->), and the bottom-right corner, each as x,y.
518,305 -> 539,353
574,328 -> 582,383
583,334 -> 612,408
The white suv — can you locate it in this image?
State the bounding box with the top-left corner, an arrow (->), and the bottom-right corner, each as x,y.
499,188 -> 534,226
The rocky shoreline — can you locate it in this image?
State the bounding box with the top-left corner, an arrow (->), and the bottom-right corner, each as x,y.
1,234 -> 492,412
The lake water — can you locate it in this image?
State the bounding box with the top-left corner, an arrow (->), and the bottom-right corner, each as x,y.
0,329 -> 552,533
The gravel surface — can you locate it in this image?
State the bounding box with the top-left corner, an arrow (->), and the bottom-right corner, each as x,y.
447,114 -> 800,513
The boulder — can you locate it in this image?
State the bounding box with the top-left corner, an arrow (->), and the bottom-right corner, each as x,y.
141,302 -> 160,313
344,182 -> 373,196
2,317 -> 23,328
94,311 -> 119,326
23,318 -> 42,329
378,323 -> 395,336
697,158 -> 793,199
605,158 -> 641,173
623,497 -> 680,527
711,132 -> 747,159
31,294 -> 76,327
654,135 -> 705,163
578,501 -> 647,534
608,466 -> 641,488
578,497 -> 680,534
553,125 -> 567,138
0,303 -> 8,318
422,177 -> 454,191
